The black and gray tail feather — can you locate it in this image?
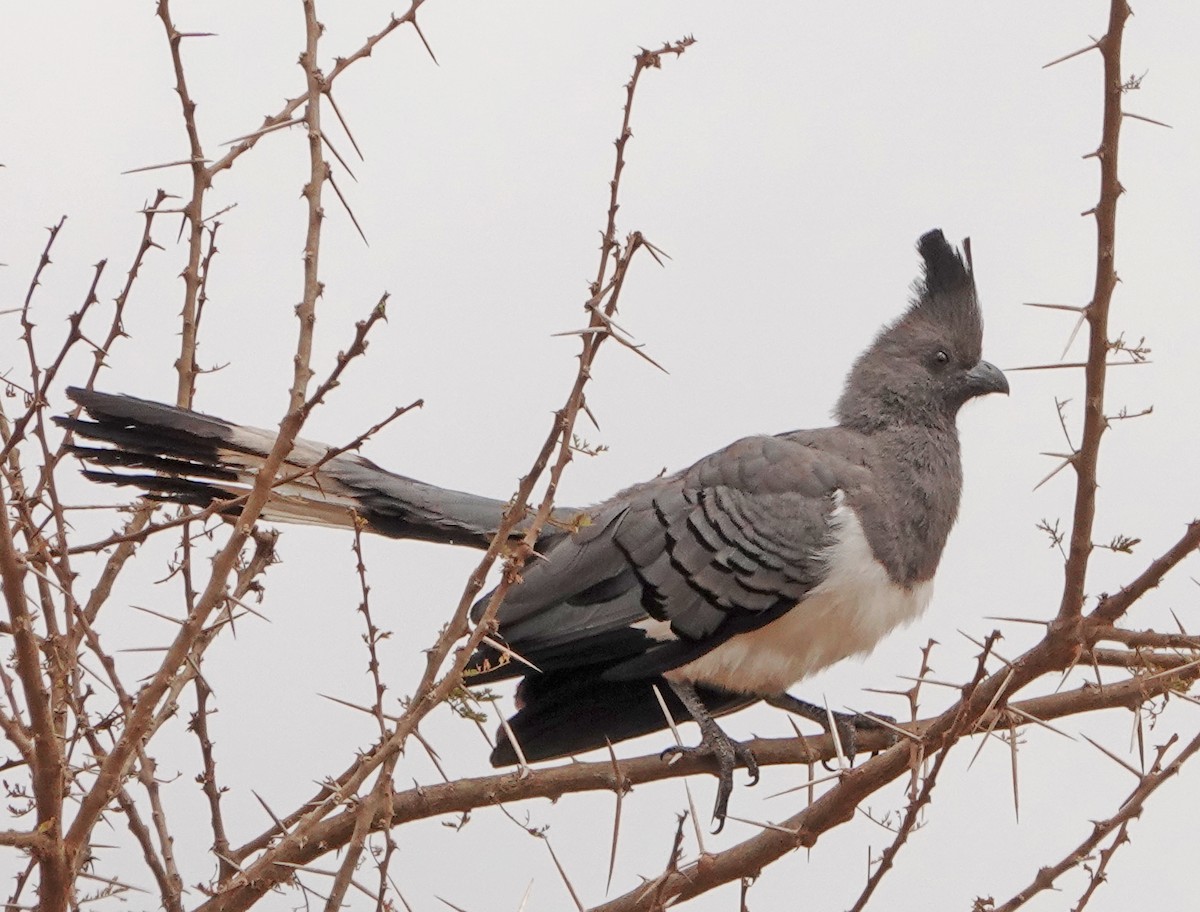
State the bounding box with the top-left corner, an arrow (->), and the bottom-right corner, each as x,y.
59,387 -> 569,549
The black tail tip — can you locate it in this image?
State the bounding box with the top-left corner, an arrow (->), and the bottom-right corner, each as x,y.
916,228 -> 972,294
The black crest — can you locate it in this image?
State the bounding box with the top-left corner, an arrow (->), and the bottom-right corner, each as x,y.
908,229 -> 982,344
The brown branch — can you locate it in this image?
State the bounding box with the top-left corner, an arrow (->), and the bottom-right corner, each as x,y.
5,858 -> 36,911
293,0 -> 327,414
2,251 -> 116,741
1071,818 -> 1130,912
0,705 -> 34,766
323,755 -> 398,912
80,190 -> 168,396
2,225 -> 107,463
78,509 -> 154,621
351,521 -> 388,736
204,0 -> 431,183
0,829 -> 49,851
192,676 -> 235,883
1089,622 -> 1200,651
992,732 -> 1200,912
586,638 -> 1184,912
217,664 -> 1194,909
61,1 -> 354,887
35,191 -> 168,584
1056,0 -> 1131,625
55,15 -> 360,860
134,748 -> 185,912
71,694 -> 178,912
192,220 -> 221,352
1090,520 -> 1200,623
848,633 -> 1002,911
0,483 -> 68,906
63,483 -> 284,871
371,828 -> 400,912
1088,648 -> 1200,670
152,530 -> 279,755
112,784 -> 178,910
156,0 -> 212,407
298,295 -> 390,422
199,40 -> 696,912
7,216 -> 67,456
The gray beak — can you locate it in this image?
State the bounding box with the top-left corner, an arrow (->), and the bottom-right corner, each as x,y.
965,360 -> 1009,397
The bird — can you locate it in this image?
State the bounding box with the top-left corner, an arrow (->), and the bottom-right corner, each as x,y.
59,229 -> 1008,827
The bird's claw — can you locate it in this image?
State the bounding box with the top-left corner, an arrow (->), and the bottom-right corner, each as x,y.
765,694 -> 900,769
660,737 -> 759,832
822,709 -> 899,770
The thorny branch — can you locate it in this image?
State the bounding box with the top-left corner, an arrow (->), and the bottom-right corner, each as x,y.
991,733 -> 1200,912
847,634 -> 1004,911
192,676 -> 235,883
4,3 -> 1198,911
1054,0 -> 1131,625
50,0 -> 357,887
204,0 -> 432,182
156,0 -> 211,407
205,661 -> 1200,907
188,37 -> 696,912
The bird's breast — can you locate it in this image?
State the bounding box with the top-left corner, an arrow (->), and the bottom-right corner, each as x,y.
664,507 -> 933,695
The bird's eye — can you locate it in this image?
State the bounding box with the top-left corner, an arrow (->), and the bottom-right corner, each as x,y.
933,350 -> 950,367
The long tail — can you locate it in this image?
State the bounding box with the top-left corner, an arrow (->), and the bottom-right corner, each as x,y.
59,387 -> 573,549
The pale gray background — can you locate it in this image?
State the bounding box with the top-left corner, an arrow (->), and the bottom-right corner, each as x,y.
2,2 -> 1199,910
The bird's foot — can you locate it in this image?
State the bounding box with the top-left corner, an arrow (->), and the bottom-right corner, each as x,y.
765,694 -> 899,766
826,709 -> 899,764
663,679 -> 761,830
660,732 -> 758,831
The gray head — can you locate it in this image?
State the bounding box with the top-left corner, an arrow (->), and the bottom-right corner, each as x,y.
835,229 -> 1008,432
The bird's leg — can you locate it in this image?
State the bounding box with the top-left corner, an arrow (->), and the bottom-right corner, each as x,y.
765,693 -> 897,764
662,680 -> 758,830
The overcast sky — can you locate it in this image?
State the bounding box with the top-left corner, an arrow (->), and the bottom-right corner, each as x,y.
3,2 -> 1200,910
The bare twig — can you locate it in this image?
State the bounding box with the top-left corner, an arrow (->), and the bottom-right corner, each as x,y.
156,0 -> 212,407
1055,0 -> 1131,626
992,733 -> 1200,912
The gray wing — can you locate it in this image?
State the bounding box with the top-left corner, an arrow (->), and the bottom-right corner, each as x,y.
469,432 -> 870,681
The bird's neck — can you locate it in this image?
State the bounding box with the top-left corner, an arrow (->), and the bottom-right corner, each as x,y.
853,423 -> 963,586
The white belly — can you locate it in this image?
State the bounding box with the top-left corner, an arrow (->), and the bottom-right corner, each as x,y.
664,507 -> 933,695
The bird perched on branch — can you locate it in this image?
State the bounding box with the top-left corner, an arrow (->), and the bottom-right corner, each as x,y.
60,229 -> 1007,827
